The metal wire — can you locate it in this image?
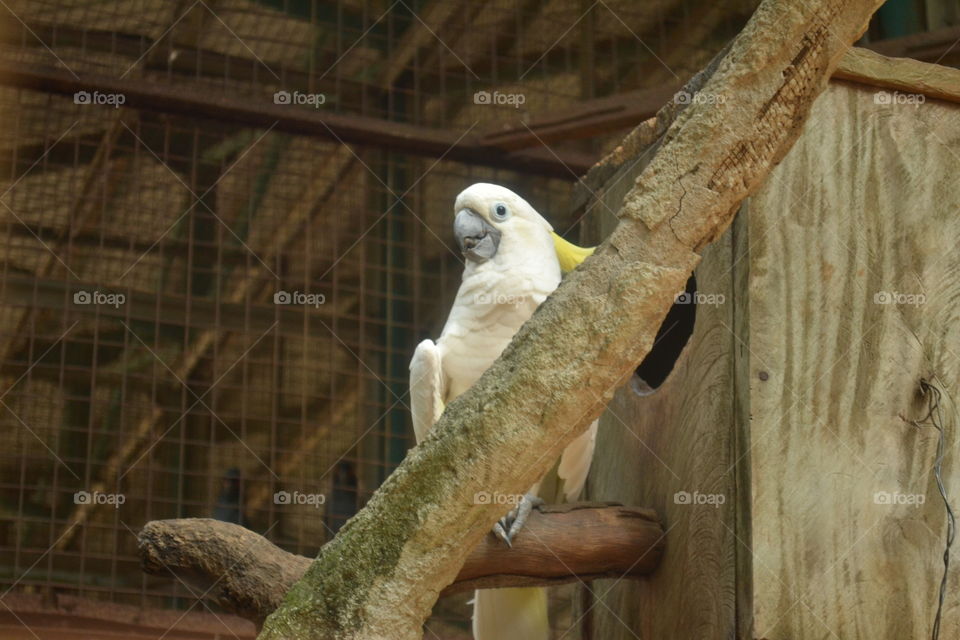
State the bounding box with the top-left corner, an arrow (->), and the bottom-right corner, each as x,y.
910,379 -> 955,640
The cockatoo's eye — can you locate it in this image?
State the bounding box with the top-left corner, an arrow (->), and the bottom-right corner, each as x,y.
491,202 -> 510,221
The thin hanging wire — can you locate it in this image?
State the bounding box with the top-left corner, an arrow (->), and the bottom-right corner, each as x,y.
910,379 -> 954,640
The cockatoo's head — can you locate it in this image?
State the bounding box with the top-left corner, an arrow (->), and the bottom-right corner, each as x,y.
452,183 -> 553,265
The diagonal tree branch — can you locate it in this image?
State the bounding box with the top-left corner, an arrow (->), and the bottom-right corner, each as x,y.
255,1 -> 884,638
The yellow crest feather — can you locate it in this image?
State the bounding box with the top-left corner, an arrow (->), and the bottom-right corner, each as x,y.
551,231 -> 595,274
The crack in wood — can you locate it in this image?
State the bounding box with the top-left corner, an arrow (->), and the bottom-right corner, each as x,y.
707,4 -> 842,193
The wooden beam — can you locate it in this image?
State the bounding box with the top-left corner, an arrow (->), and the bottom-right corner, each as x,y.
0,593 -> 255,639
450,503 -> 664,593
833,46 -> 960,104
477,84 -> 681,150
0,61 -> 595,179
479,46 -> 960,154
137,504 -> 665,626
0,23 -> 366,99
5,28 -> 953,169
0,273 -> 355,339
14,41 -> 948,179
864,23 -> 960,61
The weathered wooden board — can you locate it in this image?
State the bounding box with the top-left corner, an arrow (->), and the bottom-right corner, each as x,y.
745,81 -> 960,639
581,62 -> 960,639
835,46 -> 960,105
582,159 -> 742,640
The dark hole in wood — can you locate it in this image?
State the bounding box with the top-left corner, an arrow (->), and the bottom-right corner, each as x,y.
632,273 -> 697,395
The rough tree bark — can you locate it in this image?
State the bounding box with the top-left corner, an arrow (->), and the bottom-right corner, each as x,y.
256,1 -> 885,638
138,505 -> 663,627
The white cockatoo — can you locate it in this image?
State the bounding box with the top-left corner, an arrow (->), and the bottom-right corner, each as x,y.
409,183 -> 597,640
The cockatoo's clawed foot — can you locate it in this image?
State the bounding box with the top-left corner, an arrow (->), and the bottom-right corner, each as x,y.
492,520 -> 512,548
491,493 -> 543,547
508,493 -> 544,542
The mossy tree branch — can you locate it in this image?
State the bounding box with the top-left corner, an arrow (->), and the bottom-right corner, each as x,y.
257,1 -> 885,638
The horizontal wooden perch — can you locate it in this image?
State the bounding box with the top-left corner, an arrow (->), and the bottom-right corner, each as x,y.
137,503 -> 664,625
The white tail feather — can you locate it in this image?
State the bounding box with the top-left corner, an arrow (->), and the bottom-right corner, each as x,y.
472,587 -> 548,640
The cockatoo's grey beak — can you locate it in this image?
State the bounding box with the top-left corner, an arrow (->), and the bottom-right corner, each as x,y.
454,209 -> 500,263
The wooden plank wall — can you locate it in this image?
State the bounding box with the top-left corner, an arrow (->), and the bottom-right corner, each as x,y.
581,148 -> 744,640
745,82 -> 960,639
580,74 -> 960,639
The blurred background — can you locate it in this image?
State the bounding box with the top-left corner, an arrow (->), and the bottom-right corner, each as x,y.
0,0 -> 956,637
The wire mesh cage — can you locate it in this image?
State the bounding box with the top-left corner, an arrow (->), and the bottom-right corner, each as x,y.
0,0 -> 772,637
